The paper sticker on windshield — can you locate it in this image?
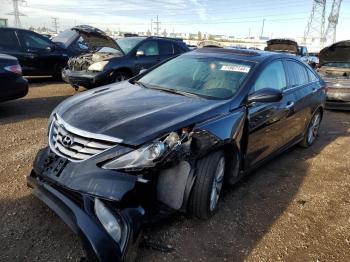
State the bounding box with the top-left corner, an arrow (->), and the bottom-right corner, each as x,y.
220,65 -> 251,73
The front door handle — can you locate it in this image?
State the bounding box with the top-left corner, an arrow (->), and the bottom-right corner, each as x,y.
312,87 -> 318,93
285,101 -> 295,110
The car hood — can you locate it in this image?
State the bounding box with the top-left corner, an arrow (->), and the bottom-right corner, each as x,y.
72,25 -> 122,52
55,82 -> 230,146
319,40 -> 350,66
266,39 -> 298,54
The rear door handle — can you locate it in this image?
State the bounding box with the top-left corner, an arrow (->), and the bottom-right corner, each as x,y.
285,101 -> 295,109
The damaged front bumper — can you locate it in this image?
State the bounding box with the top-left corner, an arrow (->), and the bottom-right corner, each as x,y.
62,68 -> 111,89
27,148 -> 145,261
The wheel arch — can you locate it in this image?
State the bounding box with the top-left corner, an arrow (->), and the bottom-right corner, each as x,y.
111,67 -> 134,78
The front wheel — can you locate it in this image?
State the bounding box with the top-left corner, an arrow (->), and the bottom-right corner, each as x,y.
110,71 -> 130,83
188,151 -> 226,219
300,109 -> 322,148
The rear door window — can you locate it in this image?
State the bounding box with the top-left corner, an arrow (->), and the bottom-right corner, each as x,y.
286,60 -> 309,87
252,60 -> 287,93
159,41 -> 174,55
0,30 -> 20,50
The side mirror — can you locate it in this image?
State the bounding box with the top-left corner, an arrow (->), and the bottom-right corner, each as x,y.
247,88 -> 283,104
136,50 -> 145,57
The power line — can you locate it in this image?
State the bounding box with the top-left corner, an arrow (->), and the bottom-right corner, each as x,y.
7,0 -> 26,28
51,17 -> 59,34
153,15 -> 161,36
304,0 -> 326,44
324,0 -> 343,44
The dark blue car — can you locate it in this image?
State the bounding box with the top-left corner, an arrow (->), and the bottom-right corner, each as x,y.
28,48 -> 326,261
0,54 -> 28,102
62,36 -> 189,89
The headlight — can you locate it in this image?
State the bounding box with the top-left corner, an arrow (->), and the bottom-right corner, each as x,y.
102,132 -> 181,170
95,198 -> 125,245
88,61 -> 109,72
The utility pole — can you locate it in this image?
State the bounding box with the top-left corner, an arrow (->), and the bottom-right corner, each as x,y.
7,0 -> 26,28
51,17 -> 59,34
150,19 -> 153,35
260,18 -> 265,39
153,15 -> 161,36
303,0 -> 326,44
323,0 -> 343,44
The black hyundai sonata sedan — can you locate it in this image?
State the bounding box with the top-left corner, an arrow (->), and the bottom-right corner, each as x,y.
27,48 -> 326,261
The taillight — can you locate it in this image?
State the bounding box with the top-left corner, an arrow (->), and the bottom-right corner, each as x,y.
4,64 -> 22,75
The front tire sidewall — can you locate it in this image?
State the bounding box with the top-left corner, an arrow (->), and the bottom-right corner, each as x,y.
189,151 -> 226,219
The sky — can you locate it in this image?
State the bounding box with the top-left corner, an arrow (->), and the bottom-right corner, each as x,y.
0,0 -> 349,41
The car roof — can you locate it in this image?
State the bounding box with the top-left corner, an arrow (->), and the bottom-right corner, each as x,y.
0,27 -> 34,33
190,47 -> 291,63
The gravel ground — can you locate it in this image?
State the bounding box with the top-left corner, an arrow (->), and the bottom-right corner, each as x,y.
0,79 -> 349,262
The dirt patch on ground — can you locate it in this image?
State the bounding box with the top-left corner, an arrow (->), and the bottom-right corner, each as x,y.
0,80 -> 349,261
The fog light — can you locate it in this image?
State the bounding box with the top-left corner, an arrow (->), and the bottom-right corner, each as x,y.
94,198 -> 122,244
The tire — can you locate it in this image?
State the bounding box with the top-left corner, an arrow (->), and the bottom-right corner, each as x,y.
300,109 -> 322,148
225,149 -> 241,186
189,150 -> 226,219
111,71 -> 130,83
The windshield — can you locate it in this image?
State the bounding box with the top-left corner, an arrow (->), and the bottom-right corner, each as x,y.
324,62 -> 350,68
97,47 -> 120,53
52,29 -> 77,46
116,37 -> 144,54
138,55 -> 253,99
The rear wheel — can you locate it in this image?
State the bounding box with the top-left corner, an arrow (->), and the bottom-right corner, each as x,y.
189,151 -> 226,219
300,109 -> 322,147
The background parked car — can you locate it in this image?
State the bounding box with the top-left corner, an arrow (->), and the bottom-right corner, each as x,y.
0,54 -> 28,102
265,39 -> 313,67
62,36 -> 190,89
309,52 -> 320,68
0,25 -> 115,78
318,40 -> 350,110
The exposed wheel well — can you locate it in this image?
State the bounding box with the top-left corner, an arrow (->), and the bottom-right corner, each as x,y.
113,67 -> 133,78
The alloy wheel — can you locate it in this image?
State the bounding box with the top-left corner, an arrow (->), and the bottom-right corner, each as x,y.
209,157 -> 225,211
307,111 -> 321,145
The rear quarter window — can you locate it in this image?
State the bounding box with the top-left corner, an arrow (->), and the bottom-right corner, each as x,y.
307,68 -> 319,82
173,43 -> 186,54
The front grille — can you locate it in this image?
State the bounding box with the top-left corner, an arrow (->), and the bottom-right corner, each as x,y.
49,114 -> 121,162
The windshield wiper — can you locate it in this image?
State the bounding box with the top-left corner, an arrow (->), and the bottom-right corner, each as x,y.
134,81 -> 150,89
148,86 -> 198,98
